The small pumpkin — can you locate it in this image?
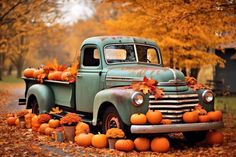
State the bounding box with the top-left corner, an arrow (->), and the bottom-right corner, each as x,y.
161,119 -> 172,125
134,137 -> 150,151
48,119 -> 60,128
206,130 -> 224,145
75,133 -> 93,147
151,137 -> 170,153
199,115 -> 210,123
130,113 -> 147,125
15,118 -> 19,126
183,111 -> 199,123
75,122 -> 90,135
146,110 -> 162,124
24,113 -> 35,129
7,117 -> 17,126
207,110 -> 222,122
115,139 -> 135,152
45,127 -> 55,136
32,115 -> 40,131
39,123 -> 50,134
23,68 -> 36,78
91,134 -> 108,148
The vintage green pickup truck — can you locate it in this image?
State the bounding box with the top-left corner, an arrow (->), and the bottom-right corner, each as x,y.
20,36 -> 223,140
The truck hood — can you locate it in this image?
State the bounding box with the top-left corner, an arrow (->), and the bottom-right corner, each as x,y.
105,65 -> 187,91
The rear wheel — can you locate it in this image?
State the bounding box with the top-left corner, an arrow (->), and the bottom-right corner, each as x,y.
30,98 -> 39,114
183,131 -> 208,142
102,106 -> 127,134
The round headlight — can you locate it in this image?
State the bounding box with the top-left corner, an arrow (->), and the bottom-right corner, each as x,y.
131,92 -> 144,106
202,90 -> 214,103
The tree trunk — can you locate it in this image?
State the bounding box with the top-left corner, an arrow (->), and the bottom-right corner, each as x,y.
16,63 -> 23,78
7,64 -> 13,75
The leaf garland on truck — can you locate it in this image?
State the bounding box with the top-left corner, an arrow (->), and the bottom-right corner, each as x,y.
185,76 -> 210,91
131,76 -> 164,99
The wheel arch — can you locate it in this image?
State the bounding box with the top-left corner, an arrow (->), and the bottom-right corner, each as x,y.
26,84 -> 55,113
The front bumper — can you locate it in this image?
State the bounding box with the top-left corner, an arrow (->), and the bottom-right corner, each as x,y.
130,121 -> 224,134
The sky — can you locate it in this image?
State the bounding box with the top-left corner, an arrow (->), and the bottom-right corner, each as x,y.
58,0 -> 95,25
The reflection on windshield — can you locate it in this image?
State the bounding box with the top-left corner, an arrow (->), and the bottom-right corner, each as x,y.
104,44 -> 160,64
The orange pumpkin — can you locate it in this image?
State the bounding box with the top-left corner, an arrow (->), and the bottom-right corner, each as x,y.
130,113 -> 147,125
91,134 -> 108,148
151,137 -> 170,153
134,137 -> 150,151
206,131 -> 224,145
32,115 -> 41,131
23,68 -> 36,78
48,119 -> 60,128
161,119 -> 172,125
33,68 -> 44,79
75,122 -> 90,135
39,123 -> 50,134
146,110 -> 162,124
7,117 -> 17,126
48,71 -> 63,81
199,115 -> 210,123
15,118 -> 19,126
115,139 -> 134,152
183,111 -> 199,123
24,113 -> 35,129
207,110 -> 222,121
75,133 -> 93,147
45,127 -> 55,136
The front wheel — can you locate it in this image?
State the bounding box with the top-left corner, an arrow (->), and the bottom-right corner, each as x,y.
102,106 -> 127,134
183,131 -> 208,142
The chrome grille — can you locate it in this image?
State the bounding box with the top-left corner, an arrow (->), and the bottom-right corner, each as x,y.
149,94 -> 199,123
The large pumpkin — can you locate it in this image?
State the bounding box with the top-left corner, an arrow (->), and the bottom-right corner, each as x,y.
130,113 -> 147,125
207,110 -> 222,122
39,123 -> 50,134
48,71 -> 63,81
134,137 -> 150,151
146,110 -> 162,124
91,134 -> 108,148
198,115 -> 210,123
151,137 -> 170,153
75,133 -> 93,147
7,117 -> 17,126
206,131 -> 224,145
183,111 -> 199,123
115,139 -> 134,152
33,68 -> 44,79
45,127 -> 55,136
48,119 -> 60,128
23,68 -> 36,78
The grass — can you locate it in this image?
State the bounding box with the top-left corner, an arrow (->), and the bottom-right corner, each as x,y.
215,96 -> 236,113
0,75 -> 24,90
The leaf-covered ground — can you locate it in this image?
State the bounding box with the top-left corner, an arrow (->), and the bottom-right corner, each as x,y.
0,84 -> 236,156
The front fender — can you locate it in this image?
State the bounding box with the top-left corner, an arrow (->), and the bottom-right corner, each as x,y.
92,87 -> 149,126
26,84 -> 55,113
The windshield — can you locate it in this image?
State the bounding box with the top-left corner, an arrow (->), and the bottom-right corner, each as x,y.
104,44 -> 160,64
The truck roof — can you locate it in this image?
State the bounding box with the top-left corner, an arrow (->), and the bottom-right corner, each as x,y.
81,36 -> 158,48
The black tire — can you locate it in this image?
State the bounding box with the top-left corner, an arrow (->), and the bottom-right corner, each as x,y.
31,98 -> 39,114
102,106 -> 127,134
183,131 -> 208,142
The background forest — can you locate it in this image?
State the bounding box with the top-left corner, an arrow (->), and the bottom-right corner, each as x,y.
0,0 -> 235,82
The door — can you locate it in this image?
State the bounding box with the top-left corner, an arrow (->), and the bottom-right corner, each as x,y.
76,45 -> 102,113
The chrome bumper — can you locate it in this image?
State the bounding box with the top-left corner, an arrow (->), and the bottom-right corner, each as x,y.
130,121 -> 224,134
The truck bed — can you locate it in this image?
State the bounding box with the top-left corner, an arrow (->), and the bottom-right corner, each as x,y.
23,77 -> 76,109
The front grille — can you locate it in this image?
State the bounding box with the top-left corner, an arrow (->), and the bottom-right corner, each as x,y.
149,94 -> 199,123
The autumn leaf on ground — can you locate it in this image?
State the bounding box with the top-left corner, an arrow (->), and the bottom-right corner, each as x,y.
49,107 -> 63,114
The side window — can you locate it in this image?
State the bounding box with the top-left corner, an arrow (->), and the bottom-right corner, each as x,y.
83,47 -> 100,66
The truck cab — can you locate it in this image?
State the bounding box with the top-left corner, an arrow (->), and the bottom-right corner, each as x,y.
21,36 -> 223,140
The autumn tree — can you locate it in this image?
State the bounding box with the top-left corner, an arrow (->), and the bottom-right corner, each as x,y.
104,0 -> 236,77
0,0 -> 59,79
